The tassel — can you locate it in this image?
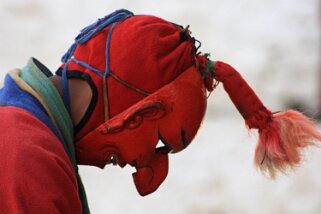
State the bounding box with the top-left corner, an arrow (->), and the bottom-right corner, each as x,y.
255,110 -> 321,178
208,60 -> 321,177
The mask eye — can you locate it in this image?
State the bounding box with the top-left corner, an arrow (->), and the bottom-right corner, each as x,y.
156,130 -> 172,153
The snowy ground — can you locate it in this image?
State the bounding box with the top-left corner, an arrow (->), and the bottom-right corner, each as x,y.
0,0 -> 320,213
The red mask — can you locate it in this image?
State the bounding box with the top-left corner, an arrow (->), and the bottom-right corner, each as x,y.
58,10 -> 202,195
62,9 -> 321,197
75,66 -> 207,195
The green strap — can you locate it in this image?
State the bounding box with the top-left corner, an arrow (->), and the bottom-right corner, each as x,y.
19,58 -> 90,213
20,59 -> 76,162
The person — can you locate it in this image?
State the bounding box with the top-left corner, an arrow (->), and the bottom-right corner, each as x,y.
0,9 -> 320,214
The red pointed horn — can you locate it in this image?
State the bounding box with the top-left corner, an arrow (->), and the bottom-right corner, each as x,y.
209,60 -> 321,177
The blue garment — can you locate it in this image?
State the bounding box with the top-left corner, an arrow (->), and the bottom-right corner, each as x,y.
0,72 -> 67,152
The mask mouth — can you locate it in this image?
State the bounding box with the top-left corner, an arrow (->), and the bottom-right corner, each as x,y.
132,152 -> 169,196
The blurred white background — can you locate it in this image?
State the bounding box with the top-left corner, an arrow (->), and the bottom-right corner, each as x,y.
0,0 -> 320,213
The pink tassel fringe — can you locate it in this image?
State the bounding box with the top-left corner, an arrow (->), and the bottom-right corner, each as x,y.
254,110 -> 321,178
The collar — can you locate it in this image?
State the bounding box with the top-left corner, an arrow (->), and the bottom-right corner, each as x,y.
8,58 -> 90,213
9,58 -> 76,164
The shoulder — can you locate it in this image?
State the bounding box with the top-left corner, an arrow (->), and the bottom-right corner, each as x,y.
0,105 -> 74,180
0,106 -> 67,161
0,106 -> 82,213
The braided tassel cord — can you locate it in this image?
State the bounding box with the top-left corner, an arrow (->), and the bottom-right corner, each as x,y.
213,61 -> 321,177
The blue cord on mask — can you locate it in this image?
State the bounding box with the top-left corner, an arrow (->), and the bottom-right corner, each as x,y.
61,9 -> 133,63
60,9 -> 133,113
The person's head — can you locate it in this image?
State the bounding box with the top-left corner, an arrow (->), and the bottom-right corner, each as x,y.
57,9 -> 321,196
57,9 -> 208,195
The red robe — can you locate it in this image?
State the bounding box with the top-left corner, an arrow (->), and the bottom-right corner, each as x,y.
0,106 -> 82,213
0,66 -> 84,213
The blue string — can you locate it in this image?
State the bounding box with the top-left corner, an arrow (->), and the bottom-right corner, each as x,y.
71,58 -> 105,77
60,9 -> 134,113
105,22 -> 118,77
69,22 -> 120,78
61,9 -> 134,63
